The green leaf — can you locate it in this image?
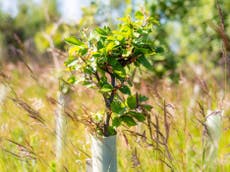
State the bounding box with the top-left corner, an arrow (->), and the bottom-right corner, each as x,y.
95,27 -> 109,36
127,111 -> 145,122
127,95 -> 137,109
69,46 -> 80,56
97,40 -> 104,49
137,56 -> 152,70
155,46 -> 164,53
108,126 -> 117,136
92,52 -> 101,58
106,42 -> 116,52
147,17 -> 159,25
113,66 -> 126,78
84,66 -> 94,74
121,115 -> 137,127
65,37 -> 84,46
64,57 -> 78,68
139,95 -> 149,102
135,47 -> 151,54
79,47 -> 88,56
108,57 -> 119,66
135,11 -> 144,20
97,54 -> 107,64
112,117 -> 122,127
111,101 -> 125,114
119,85 -> 131,95
143,104 -> 153,111
100,83 -> 113,93
67,76 -> 76,84
82,80 -> 94,88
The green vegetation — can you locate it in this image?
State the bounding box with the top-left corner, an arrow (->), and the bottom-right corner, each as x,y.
64,11 -> 159,136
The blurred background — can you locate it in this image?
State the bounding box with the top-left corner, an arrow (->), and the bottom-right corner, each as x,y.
0,0 -> 228,70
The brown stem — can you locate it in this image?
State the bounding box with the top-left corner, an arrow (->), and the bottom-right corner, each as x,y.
119,54 -> 141,67
104,74 -> 116,136
104,110 -> 112,136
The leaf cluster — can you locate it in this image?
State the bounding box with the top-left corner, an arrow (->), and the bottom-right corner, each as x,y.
65,11 -> 159,136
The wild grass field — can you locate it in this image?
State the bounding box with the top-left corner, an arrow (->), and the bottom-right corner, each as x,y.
0,59 -> 230,172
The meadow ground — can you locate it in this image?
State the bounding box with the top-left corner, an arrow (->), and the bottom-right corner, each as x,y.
0,61 -> 230,172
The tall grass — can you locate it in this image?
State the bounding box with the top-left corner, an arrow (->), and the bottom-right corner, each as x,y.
0,61 -> 230,171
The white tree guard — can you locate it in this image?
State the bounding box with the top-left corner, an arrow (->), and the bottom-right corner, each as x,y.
0,84 -> 8,113
203,110 -> 224,170
91,135 -> 117,172
55,91 -> 70,162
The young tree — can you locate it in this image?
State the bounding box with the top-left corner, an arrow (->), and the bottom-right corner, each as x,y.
65,11 -> 160,137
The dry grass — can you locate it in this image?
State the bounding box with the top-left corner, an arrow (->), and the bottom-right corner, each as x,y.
0,60 -> 230,172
